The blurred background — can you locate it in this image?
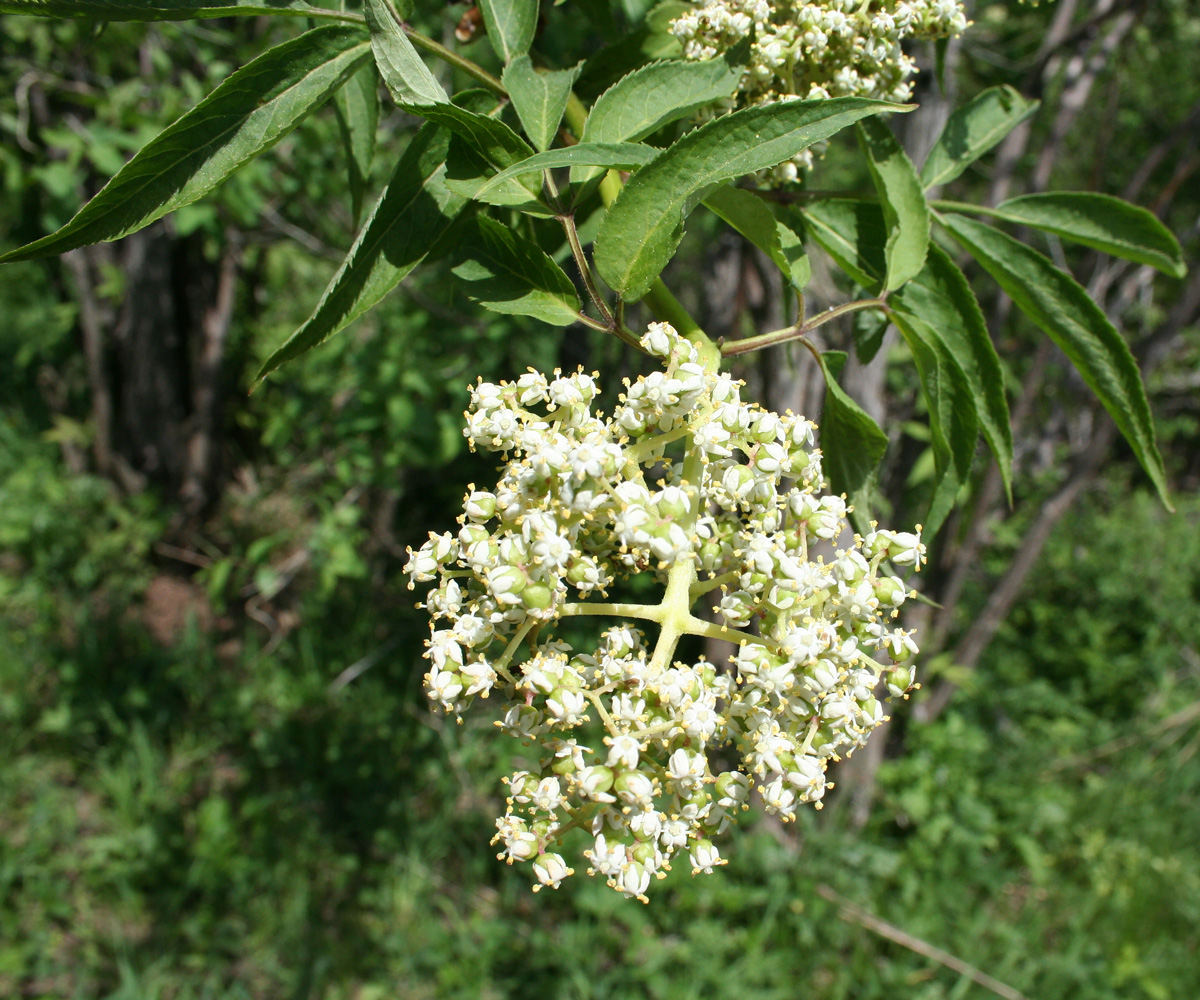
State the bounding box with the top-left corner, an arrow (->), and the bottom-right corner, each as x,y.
1,1 -> 1199,997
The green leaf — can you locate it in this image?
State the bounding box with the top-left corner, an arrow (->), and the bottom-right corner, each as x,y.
0,0 -> 334,18
594,97 -> 908,300
581,56 -> 743,146
478,0 -> 537,65
255,124 -> 466,384
333,63 -> 379,227
443,135 -> 555,215
857,116 -> 929,291
891,308 -> 978,496
851,306 -> 888,364
452,216 -> 581,324
476,141 -> 660,198
940,213 -> 1171,508
890,244 -> 1013,501
920,85 -> 1038,190
502,56 -> 583,152
975,192 -> 1185,279
409,103 -> 537,186
0,26 -> 371,263
801,199 -> 887,293
573,54 -> 744,190
703,185 -> 809,290
815,350 -> 889,501
364,0 -> 448,107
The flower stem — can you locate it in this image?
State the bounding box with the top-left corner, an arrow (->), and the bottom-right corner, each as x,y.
721,298 -> 890,357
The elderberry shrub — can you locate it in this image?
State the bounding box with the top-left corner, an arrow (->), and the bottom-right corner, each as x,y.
405,324 -> 923,900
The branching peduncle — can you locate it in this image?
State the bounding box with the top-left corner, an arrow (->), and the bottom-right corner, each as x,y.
721,297 -> 890,357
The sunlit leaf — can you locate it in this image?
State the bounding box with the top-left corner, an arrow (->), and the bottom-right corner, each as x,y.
976,192 -> 1185,278
478,0 -> 537,64
502,56 -> 584,152
920,85 -> 1038,190
594,98 -> 907,300
703,185 -> 809,290
857,116 -> 929,291
364,0 -> 447,107
0,0 -> 337,18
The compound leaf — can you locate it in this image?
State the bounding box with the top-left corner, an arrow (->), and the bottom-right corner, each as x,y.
941,212 -> 1170,508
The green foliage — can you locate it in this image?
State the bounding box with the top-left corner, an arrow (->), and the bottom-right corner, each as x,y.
3,481 -> 1198,997
856,116 -> 929,292
919,84 -> 1038,190
940,213 -> 1171,507
593,97 -> 906,299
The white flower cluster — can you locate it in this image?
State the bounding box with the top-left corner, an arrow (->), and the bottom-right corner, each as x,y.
405,322 -> 924,900
671,0 -> 968,182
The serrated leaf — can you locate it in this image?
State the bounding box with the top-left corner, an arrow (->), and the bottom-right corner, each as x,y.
444,135 -> 556,215
857,116 -> 929,291
255,124 -> 466,384
478,0 -> 537,64
452,216 -> 581,324
801,198 -> 887,293
0,26 -> 370,263
594,97 -> 908,300
775,214 -> 811,291
940,213 -> 1171,508
502,56 -> 583,152
703,185 -> 809,290
581,56 -> 743,145
975,192 -> 1185,279
920,85 -> 1038,190
0,0 -> 331,18
890,243 -> 1013,501
573,54 -> 744,190
408,103 -> 539,197
334,63 -> 379,227
476,141 -> 660,199
815,349 -> 889,501
364,0 -> 448,107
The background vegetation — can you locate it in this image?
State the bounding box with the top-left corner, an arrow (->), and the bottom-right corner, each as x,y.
2,1 -> 1198,997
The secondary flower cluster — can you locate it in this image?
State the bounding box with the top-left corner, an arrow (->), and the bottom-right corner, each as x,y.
405,323 -> 923,900
671,0 -> 968,181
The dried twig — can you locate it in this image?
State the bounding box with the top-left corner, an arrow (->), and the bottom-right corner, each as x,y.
816,885 -> 1031,1000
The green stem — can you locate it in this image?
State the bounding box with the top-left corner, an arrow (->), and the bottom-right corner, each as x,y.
389,7 -> 507,98
560,212 -> 613,325
623,424 -> 692,461
301,8 -> 365,23
690,571 -> 740,599
560,601 -> 664,623
721,297 -> 889,358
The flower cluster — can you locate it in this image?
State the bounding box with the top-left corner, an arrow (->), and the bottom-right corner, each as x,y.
405,323 -> 923,900
671,0 -> 968,182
